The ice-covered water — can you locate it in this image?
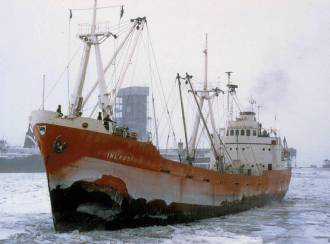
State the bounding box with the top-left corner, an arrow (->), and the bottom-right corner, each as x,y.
0,168 -> 329,243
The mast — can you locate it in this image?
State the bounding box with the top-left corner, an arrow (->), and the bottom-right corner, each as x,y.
185,35 -> 231,170
187,34 -> 208,159
69,0 -> 117,118
226,71 -> 238,123
83,22 -> 138,108
203,34 -> 226,169
70,42 -> 92,116
226,71 -> 232,122
69,1 -> 95,116
176,73 -> 191,164
91,0 -> 111,118
203,34 -> 222,169
185,73 -> 222,171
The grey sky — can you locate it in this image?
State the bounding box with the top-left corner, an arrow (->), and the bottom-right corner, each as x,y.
0,0 -> 329,165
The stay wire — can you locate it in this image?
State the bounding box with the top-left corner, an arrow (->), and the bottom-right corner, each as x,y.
145,24 -> 179,152
141,33 -> 159,144
40,46 -> 82,109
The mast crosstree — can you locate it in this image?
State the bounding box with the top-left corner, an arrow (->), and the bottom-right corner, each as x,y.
69,0 -> 146,120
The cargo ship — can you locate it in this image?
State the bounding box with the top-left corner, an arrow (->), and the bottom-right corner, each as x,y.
0,125 -> 43,173
323,159 -> 330,168
30,1 -> 291,231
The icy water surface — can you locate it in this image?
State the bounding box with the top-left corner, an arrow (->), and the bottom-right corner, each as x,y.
0,168 -> 329,243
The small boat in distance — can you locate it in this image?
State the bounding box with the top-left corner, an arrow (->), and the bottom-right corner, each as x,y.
322,159 -> 330,168
30,1 -> 292,231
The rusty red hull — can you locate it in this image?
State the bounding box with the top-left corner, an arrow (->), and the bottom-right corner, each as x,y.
33,123 -> 291,231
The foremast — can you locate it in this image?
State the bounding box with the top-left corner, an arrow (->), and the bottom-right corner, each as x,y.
70,0 -> 112,118
69,1 -> 147,120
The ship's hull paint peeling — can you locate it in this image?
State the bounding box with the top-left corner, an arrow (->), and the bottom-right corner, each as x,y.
51,180 -> 284,231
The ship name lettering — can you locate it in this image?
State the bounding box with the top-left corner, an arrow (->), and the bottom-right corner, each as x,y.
106,152 -> 133,162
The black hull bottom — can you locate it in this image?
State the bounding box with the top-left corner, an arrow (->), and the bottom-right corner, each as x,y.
50,181 -> 285,232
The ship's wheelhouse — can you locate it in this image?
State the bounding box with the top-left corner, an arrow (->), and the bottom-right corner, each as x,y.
222,111 -> 286,175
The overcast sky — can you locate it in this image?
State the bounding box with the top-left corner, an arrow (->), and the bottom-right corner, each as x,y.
0,0 -> 330,165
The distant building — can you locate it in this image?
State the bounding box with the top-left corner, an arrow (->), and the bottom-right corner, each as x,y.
288,147 -> 297,167
114,86 -> 149,141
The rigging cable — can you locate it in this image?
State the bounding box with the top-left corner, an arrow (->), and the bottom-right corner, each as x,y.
67,9 -> 72,112
145,24 -> 181,160
88,26 -> 136,118
40,46 -> 82,109
142,32 -> 159,147
157,83 -> 180,149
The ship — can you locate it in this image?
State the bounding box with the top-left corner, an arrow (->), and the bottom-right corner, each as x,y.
30,1 -> 291,231
322,159 -> 330,168
0,124 -> 43,173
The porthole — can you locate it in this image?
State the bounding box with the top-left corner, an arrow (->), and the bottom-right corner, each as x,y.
242,148 -> 245,151
262,148 -> 265,151
268,148 -> 271,151
230,148 -> 232,150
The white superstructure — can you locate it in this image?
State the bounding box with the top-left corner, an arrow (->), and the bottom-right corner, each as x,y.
222,111 -> 289,175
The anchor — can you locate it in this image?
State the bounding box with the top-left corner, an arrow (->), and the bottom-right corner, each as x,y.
53,135 -> 67,153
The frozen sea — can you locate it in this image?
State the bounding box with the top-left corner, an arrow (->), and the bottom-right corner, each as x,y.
0,168 -> 329,244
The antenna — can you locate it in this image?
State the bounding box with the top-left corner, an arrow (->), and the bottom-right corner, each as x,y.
257,105 -> 262,122
42,74 -> 45,111
249,96 -> 256,112
225,71 -> 233,84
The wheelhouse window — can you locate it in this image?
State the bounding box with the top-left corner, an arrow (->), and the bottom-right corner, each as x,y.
226,130 -> 229,136
253,130 -> 257,136
246,129 -> 251,136
230,130 -> 234,136
241,129 -> 245,136
235,130 -> 239,136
